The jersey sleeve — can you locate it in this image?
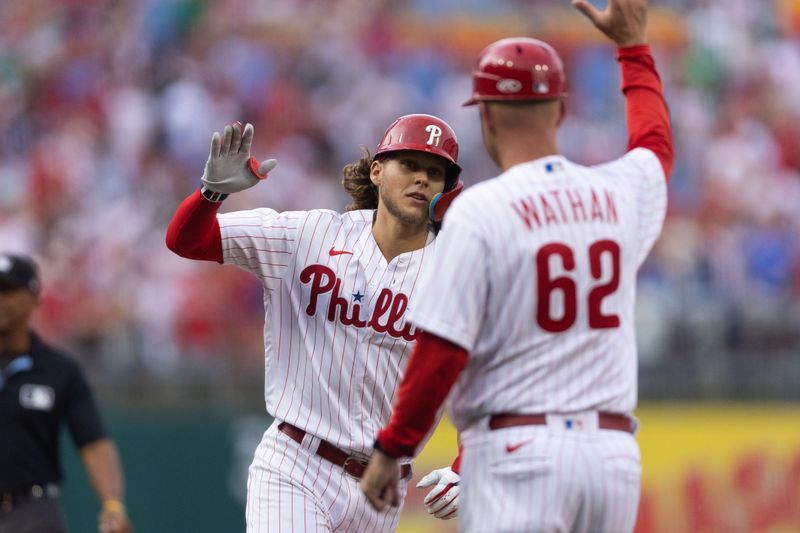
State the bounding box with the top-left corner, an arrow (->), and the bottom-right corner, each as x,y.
612,148 -> 668,266
64,363 -> 106,448
218,209 -> 306,287
408,196 -> 489,352
618,45 -> 673,178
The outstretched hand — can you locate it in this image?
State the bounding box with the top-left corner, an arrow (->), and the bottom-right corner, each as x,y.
572,0 -> 648,48
201,122 -> 278,195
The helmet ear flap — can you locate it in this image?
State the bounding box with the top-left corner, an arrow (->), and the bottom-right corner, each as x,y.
429,181 -> 464,222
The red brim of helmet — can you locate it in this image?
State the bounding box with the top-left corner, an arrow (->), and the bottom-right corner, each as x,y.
462,93 -> 567,107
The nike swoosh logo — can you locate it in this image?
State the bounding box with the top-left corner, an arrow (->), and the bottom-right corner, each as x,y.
329,247 -> 353,256
505,440 -> 533,453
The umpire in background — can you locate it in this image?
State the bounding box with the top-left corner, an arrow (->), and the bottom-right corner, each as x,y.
0,254 -> 133,533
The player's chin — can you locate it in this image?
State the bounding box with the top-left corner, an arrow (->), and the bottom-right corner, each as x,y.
403,206 -> 429,226
404,197 -> 429,215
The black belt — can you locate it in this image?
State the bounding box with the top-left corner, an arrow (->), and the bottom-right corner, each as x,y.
0,483 -> 60,512
278,422 -> 412,480
489,412 -> 635,433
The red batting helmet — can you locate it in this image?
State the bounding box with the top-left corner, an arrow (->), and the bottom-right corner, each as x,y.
374,113 -> 462,189
464,37 -> 567,106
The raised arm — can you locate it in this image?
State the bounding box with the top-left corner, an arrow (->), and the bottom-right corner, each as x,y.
574,0 -> 673,178
165,123 -> 278,261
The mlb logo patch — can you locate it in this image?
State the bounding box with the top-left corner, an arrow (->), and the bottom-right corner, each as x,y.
544,161 -> 563,173
19,384 -> 56,411
564,418 -> 584,430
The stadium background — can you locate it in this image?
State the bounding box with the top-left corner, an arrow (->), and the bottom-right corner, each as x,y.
2,0 -> 799,531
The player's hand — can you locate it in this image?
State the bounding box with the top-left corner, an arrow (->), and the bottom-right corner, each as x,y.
417,466 -> 460,520
572,0 -> 648,48
359,449 -> 401,512
201,122 -> 278,194
98,507 -> 133,533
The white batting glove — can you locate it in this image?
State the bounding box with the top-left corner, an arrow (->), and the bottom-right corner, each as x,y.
416,466 -> 460,520
201,122 -> 278,194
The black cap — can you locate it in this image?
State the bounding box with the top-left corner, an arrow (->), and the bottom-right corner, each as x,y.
0,254 -> 40,294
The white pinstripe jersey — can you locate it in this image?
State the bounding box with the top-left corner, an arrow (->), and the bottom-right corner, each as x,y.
409,149 -> 667,433
219,209 -> 434,457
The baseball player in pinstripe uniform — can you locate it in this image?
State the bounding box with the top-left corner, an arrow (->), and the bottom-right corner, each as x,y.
361,1 -> 673,532
166,114 -> 464,531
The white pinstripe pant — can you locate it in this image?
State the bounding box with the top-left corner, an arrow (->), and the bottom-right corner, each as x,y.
246,422 -> 408,532
460,415 -> 641,533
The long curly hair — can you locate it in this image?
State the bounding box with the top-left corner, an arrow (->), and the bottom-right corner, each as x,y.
341,147 -> 379,212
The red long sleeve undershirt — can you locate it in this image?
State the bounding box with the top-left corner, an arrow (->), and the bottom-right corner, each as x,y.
618,45 -> 674,179
377,332 -> 469,458
376,45 -> 673,458
165,189 -> 224,263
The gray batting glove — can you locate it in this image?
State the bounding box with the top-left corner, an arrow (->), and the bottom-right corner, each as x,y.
417,466 -> 460,520
201,122 -> 278,194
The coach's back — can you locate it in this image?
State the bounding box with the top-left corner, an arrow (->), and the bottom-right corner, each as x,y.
430,146 -> 666,431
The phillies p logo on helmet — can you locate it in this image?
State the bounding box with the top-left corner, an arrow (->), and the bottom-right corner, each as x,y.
425,124 -> 443,146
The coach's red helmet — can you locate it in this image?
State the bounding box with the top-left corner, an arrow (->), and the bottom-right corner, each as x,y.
464,37 -> 567,105
374,114 -> 462,189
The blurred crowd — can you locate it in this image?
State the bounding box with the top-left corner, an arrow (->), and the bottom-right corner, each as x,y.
1,0 -> 799,398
